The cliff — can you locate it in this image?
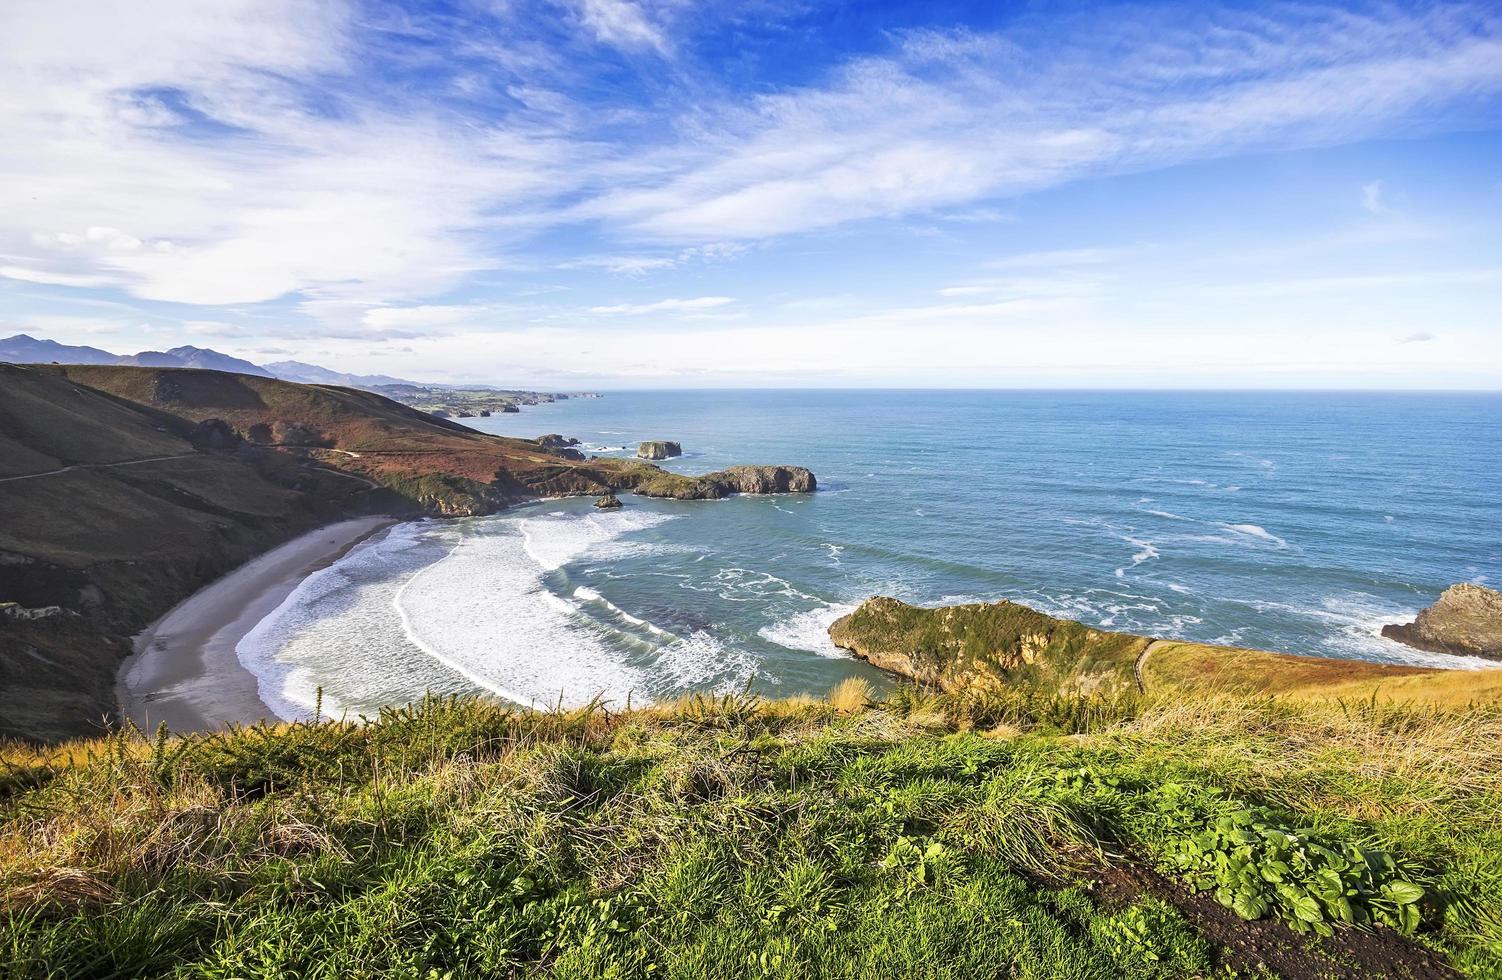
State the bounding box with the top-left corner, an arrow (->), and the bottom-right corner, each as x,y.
1382,583 -> 1502,660
829,596 -> 1497,704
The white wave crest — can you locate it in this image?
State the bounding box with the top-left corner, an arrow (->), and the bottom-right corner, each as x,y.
758,601 -> 859,658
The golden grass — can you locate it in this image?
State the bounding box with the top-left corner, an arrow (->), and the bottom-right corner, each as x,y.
827,678 -> 874,714
1145,640 -> 1502,708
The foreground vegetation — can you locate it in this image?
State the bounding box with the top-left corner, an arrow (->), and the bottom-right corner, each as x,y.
3,684 -> 1499,979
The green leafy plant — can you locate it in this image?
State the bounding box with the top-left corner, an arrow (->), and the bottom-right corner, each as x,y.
1150,786 -> 1427,936
880,835 -> 964,892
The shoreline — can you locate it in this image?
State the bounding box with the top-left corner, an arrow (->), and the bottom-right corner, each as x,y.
117,517 -> 399,734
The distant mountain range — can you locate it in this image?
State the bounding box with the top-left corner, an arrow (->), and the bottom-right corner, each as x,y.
0,333 -> 426,388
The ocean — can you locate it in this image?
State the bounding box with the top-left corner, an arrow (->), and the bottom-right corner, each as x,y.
239,390 -> 1502,720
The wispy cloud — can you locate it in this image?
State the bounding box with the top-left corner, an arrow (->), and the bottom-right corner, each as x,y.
0,0 -> 1499,390
587,296 -> 735,315
589,5 -> 1502,240
575,0 -> 670,55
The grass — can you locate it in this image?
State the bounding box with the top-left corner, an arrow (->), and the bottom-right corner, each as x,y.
3,685 -> 1500,979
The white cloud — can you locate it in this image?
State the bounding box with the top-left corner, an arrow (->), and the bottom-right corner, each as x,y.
575,0 -> 669,54
0,0 -> 597,307
1362,180 -> 1389,214
587,296 -> 735,315
587,6 -> 1502,240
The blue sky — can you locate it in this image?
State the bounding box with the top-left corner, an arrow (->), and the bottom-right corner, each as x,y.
1,0 -> 1499,387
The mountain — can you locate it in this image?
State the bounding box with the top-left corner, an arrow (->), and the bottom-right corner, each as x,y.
0,333 -> 120,365
262,359 -> 413,387
1,334 -> 271,376
0,333 -> 550,393
149,345 -> 273,377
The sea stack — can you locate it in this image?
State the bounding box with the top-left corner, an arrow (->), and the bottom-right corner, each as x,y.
637,440 -> 682,460
594,492 -> 622,509
1382,583 -> 1502,659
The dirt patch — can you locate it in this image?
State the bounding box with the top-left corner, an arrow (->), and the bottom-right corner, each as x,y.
1080,859 -> 1459,980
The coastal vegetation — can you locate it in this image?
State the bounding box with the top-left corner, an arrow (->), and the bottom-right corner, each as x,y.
830,597 -> 1502,707
3,684 -> 1497,978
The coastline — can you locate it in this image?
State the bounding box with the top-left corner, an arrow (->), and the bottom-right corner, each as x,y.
117,517 -> 399,734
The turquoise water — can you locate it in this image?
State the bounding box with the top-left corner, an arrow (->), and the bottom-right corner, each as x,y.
241,391 -> 1502,719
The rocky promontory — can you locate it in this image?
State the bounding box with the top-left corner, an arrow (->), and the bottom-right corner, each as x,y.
1382,583 -> 1502,659
828,596 -> 1146,695
626,464 -> 816,500
637,440 -> 682,460
828,595 -> 1471,702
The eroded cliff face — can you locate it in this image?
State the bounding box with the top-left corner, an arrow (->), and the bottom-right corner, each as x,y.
1382,583 -> 1502,659
827,596 -> 1146,695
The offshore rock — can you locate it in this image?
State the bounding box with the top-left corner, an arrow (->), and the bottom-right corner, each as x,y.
636,440 -> 682,460
594,493 -> 623,509
1382,583 -> 1502,659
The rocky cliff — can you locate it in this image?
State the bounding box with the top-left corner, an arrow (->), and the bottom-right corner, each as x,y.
1382,583 -> 1502,659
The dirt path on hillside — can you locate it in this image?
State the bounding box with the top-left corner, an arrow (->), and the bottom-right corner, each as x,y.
1134,639 -> 1171,693
0,453 -> 198,484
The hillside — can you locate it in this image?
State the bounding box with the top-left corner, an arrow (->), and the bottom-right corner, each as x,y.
2,685 -> 1497,978
0,365 -> 815,742
829,596 -> 1502,706
44,365 -> 813,512
0,365 -> 379,741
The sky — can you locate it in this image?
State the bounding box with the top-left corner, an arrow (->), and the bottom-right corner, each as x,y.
1,0 -> 1500,389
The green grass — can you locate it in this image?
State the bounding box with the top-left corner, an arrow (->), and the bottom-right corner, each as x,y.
3,688 -> 1499,979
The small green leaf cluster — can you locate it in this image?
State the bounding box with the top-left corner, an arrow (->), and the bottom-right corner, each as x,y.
879,835 -> 964,893
1150,785 -> 1426,936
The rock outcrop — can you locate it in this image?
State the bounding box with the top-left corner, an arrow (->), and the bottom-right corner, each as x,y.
533,434 -> 585,460
594,493 -> 622,509
627,464 -> 816,500
637,440 -> 682,460
1382,583 -> 1502,659
716,465 -> 815,494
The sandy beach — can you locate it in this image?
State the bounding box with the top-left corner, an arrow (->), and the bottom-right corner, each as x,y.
117,517 -> 397,733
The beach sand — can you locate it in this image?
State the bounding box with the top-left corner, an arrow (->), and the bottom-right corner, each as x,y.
118,517 -> 397,733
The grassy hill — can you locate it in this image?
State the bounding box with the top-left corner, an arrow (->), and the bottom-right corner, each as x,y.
2,684 -> 1497,978
0,365 -> 381,742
